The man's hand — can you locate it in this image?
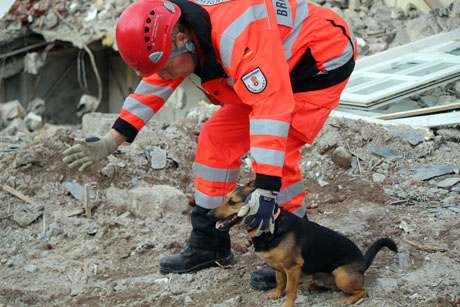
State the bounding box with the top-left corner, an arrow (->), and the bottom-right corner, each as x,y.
238,188 -> 277,236
62,132 -> 119,171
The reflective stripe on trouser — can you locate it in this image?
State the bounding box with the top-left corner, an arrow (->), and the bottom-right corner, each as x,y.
193,104 -> 308,216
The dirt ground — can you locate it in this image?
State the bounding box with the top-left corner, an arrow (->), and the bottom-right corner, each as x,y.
0,110 -> 459,307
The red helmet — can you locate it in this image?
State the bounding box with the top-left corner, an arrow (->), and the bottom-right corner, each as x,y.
116,0 -> 181,76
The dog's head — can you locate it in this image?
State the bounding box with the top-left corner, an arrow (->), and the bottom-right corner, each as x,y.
211,181 -> 255,231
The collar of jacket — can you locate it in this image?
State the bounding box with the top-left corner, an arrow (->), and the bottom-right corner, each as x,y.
170,0 -> 227,83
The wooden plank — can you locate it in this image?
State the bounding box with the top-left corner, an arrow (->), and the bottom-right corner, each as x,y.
387,111 -> 460,127
377,102 -> 460,120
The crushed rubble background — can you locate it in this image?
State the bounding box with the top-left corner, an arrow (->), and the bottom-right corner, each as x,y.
1,104 -> 459,306
1,0 -> 460,306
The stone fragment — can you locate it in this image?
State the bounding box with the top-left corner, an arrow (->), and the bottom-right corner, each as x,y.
128,185 -> 188,219
144,146 -> 167,169
0,100 -> 26,123
437,128 -> 460,142
372,173 -> 386,183
368,145 -> 402,159
13,204 -> 43,227
24,112 -> 43,131
63,181 -> 85,202
436,177 -> 460,189
413,163 -> 460,181
331,146 -> 353,168
386,128 -> 425,146
27,98 -> 45,115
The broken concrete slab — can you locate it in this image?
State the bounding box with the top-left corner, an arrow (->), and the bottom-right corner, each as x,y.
386,127 -> 426,146
368,144 -> 402,159
128,185 -> 188,220
413,163 -> 460,181
436,177 -> 460,188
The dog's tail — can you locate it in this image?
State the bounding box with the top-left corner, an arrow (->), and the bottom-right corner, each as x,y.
361,238 -> 397,272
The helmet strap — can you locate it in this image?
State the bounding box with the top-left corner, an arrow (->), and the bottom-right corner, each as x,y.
169,41 -> 196,58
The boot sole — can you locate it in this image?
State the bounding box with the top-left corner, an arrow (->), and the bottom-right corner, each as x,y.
159,254 -> 234,275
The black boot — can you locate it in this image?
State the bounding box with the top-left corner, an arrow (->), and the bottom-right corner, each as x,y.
250,265 -> 276,290
160,205 -> 233,274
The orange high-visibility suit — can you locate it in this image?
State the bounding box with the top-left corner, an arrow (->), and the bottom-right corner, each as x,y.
113,0 -> 357,217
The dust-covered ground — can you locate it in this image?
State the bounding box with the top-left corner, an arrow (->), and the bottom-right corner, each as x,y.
0,108 -> 459,307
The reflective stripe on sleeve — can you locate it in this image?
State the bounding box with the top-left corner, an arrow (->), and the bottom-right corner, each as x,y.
250,119 -> 289,138
194,189 -> 225,209
220,4 -> 268,68
134,81 -> 174,100
193,163 -> 240,183
283,0 -> 308,60
250,147 -> 285,167
122,96 -> 154,123
277,181 -> 304,205
323,40 -> 354,71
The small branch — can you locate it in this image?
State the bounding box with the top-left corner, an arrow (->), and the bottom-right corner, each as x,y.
1,184 -> 34,205
403,238 -> 447,253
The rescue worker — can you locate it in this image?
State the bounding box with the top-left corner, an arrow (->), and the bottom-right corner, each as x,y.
62,0 -> 356,291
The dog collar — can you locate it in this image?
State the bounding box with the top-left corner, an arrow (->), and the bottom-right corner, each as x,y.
247,207 -> 281,238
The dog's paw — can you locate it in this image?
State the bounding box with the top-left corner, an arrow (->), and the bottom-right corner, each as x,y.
267,289 -> 284,300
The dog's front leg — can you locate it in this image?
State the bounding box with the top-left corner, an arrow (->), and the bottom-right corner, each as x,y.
283,265 -> 302,307
267,270 -> 286,300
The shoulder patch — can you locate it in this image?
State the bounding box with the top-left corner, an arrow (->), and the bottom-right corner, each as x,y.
242,68 -> 267,94
191,0 -> 231,5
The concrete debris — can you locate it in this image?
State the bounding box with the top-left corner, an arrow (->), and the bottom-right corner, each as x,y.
63,181 -> 85,202
372,173 -> 386,183
24,52 -> 46,75
331,146 -> 353,168
368,144 -> 402,159
436,177 -> 460,189
24,112 -> 44,132
26,98 -> 46,116
128,185 -> 188,220
12,204 -> 44,227
437,128 -> 460,142
76,94 -> 99,117
0,100 -> 26,124
386,127 -> 427,146
144,146 -> 168,170
413,163 -> 460,181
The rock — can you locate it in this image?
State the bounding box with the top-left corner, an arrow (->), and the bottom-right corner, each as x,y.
184,296 -> 193,305
386,127 -> 426,146
24,264 -> 38,273
24,112 -> 44,131
331,146 -> 353,168
437,128 -> 460,142
27,98 -> 45,115
413,163 -> 460,181
372,173 -> 386,183
77,94 -> 99,117
211,296 -> 242,307
368,144 -> 402,160
437,178 -> 460,189
13,204 -> 43,227
144,146 -> 167,169
0,100 -> 26,123
63,181 -> 85,202
128,185 -> 188,219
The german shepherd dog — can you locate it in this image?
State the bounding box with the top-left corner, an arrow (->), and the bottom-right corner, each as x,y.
211,182 -> 397,307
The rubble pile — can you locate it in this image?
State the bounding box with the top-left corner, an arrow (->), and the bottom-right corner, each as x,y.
321,0 -> 460,55
1,0 -> 459,53
1,0 -> 131,48
0,105 -> 459,306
